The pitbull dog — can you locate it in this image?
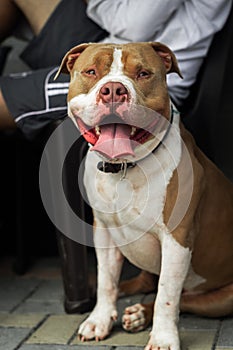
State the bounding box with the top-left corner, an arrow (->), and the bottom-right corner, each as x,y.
55,42 -> 233,350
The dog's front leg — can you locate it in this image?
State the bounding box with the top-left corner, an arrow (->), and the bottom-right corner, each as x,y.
78,223 -> 124,341
146,232 -> 192,350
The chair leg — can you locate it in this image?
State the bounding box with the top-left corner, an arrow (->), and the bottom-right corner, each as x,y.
56,230 -> 95,313
41,120 -> 95,313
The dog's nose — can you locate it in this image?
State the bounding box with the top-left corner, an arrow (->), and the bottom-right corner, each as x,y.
99,82 -> 128,103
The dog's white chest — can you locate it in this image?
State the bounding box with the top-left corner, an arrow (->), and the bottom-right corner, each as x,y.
84,154 -> 165,272
85,151 -> 168,232
83,117 -> 182,271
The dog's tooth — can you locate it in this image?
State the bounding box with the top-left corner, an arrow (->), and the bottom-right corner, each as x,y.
95,125 -> 101,135
131,126 -> 136,136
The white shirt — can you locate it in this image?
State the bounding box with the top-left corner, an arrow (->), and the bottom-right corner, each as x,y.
87,0 -> 232,107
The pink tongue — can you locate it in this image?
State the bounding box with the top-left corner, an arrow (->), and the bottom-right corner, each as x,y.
92,124 -> 135,159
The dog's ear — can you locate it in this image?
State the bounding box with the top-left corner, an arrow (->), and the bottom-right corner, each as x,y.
54,43 -> 90,80
150,42 -> 183,78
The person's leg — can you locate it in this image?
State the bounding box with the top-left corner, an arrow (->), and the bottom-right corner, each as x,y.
0,0 -> 22,42
0,90 -> 16,129
0,0 -> 107,133
0,0 -> 61,43
0,0 -> 61,130
0,67 -> 69,136
14,0 -> 61,35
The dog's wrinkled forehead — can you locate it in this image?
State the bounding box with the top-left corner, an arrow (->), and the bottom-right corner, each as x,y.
77,45 -> 125,77
73,45 -> 118,72
55,42 -> 182,81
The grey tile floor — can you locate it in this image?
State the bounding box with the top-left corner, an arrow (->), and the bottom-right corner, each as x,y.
0,256 -> 232,350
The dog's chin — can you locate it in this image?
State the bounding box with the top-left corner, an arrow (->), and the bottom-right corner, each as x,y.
76,115 -> 168,163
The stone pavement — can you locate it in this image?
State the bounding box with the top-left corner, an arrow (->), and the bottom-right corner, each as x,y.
0,257 -> 232,350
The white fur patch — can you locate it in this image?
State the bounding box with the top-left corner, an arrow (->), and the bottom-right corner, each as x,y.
110,48 -> 124,75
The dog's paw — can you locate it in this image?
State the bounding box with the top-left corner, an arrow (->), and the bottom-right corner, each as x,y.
144,345 -> 179,350
144,341 -> 180,350
122,303 -> 153,332
78,309 -> 117,341
144,328 -> 180,350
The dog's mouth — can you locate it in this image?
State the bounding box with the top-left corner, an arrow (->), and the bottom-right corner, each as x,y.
77,114 -> 160,160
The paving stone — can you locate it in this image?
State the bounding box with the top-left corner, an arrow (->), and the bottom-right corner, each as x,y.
73,329 -> 216,349
0,277 -> 40,312
26,314 -> 86,345
72,326 -> 150,346
180,329 -> 216,350
19,346 -> 112,350
115,347 -> 144,350
1,257 -> 233,350
14,299 -> 64,314
28,280 -> 64,301
216,318 -> 233,348
13,279 -> 65,314
19,346 -> 68,350
70,347 -> 112,350
0,313 -> 45,328
0,327 -> 30,350
179,313 -> 220,331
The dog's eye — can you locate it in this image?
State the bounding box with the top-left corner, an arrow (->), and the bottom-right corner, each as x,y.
85,69 -> 96,76
137,71 -> 150,79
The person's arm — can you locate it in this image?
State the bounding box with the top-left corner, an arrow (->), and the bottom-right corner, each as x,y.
87,0 -> 185,42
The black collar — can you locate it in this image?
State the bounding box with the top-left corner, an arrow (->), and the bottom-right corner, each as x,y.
97,105 -> 174,175
97,161 -> 136,173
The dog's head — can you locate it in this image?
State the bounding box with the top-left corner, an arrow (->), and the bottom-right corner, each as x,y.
55,42 -> 182,162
